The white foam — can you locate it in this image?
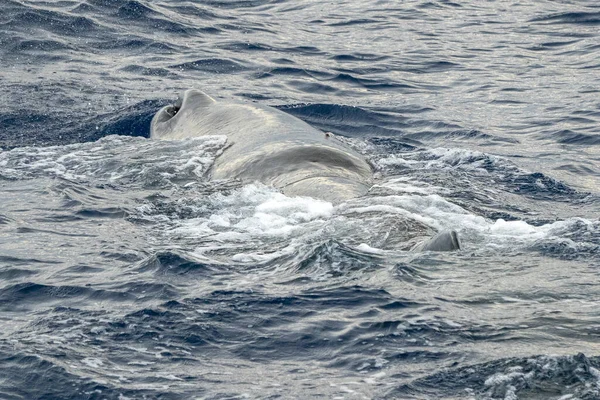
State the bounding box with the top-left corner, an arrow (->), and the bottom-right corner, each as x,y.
0,135 -> 228,184
374,147 -> 518,180
235,193 -> 333,236
340,194 -> 474,232
165,184 -> 335,263
355,243 -> 384,254
490,219 -> 540,236
82,357 -> 104,368
342,192 -> 597,254
163,183 -> 598,260
174,185 -> 333,238
377,155 -> 416,169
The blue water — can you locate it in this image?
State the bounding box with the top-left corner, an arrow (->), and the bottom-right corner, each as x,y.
1,1 -> 599,399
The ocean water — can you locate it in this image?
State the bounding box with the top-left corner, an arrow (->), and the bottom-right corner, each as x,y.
0,0 -> 599,399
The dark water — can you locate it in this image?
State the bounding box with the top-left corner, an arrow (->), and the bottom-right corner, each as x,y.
1,1 -> 599,399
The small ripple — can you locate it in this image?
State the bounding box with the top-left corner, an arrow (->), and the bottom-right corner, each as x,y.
15,226 -> 96,237
218,41 -> 275,52
119,64 -> 177,77
197,0 -> 278,10
286,240 -> 382,281
75,207 -> 128,219
418,1 -> 462,9
0,255 -> 61,266
170,58 -> 249,74
216,22 -> 275,34
0,268 -> 37,280
258,67 -> 415,92
115,0 -> 156,20
553,129 -> 600,145
89,38 -> 177,53
332,72 -> 417,91
530,11 -> 600,25
526,39 -> 581,51
256,66 -> 326,79
7,9 -> 101,37
331,53 -> 389,62
288,80 -> 339,94
327,18 -> 381,27
277,103 -> 414,138
399,60 -> 461,74
159,4 -> 226,20
77,0 -> 196,35
10,38 -> 74,53
111,281 -> 180,299
135,251 -> 229,277
0,214 -> 11,224
0,282 -> 137,311
392,263 -> 433,285
283,45 -> 324,55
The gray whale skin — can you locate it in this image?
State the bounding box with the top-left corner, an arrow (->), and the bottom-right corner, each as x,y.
151,89 -> 460,252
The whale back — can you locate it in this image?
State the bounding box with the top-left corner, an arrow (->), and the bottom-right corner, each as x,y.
151,90 -> 372,202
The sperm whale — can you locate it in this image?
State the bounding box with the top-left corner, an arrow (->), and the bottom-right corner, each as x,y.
151,89 -> 460,251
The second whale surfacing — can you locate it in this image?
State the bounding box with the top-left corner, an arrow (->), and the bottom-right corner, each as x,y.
151,89 -> 460,251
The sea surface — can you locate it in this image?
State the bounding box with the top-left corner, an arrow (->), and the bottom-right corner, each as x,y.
1,1 -> 599,399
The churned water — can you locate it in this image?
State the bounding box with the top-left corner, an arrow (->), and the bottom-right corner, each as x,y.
0,1 -> 599,399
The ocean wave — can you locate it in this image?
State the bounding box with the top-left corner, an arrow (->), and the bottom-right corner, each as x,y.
1,0 -> 599,397
393,353 -> 600,399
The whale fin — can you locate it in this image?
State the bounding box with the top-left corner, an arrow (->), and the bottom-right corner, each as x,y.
412,230 -> 461,252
